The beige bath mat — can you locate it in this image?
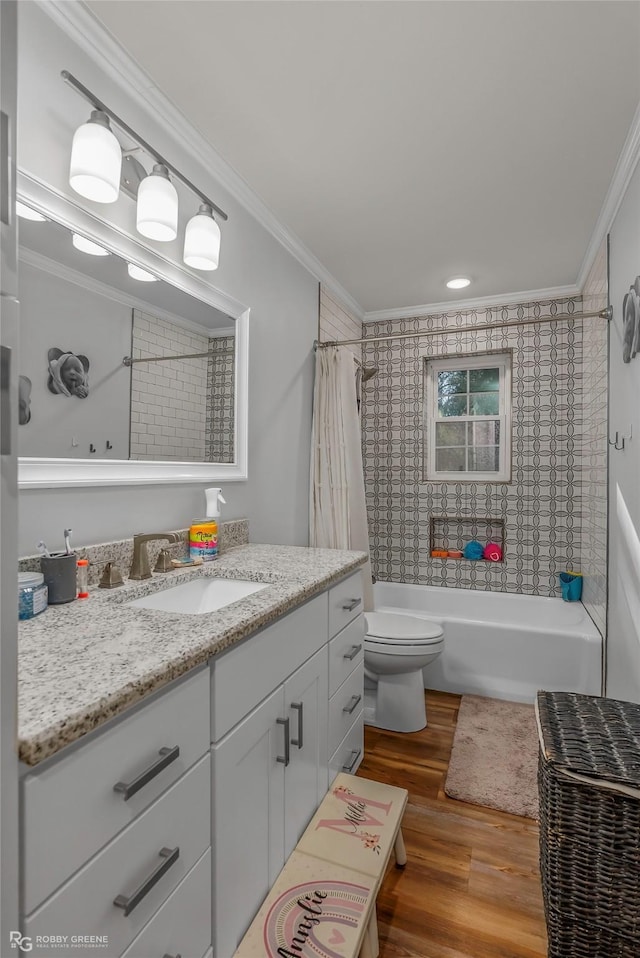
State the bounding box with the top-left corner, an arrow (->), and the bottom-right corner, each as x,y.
444,694 -> 539,819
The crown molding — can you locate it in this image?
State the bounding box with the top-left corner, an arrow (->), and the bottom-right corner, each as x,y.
37,0 -> 365,322
576,98 -> 640,291
363,284 -> 581,323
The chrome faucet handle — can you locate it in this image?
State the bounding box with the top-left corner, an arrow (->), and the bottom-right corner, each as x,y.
129,532 -> 180,580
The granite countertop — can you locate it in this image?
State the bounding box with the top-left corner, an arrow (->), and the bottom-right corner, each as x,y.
19,544 -> 367,768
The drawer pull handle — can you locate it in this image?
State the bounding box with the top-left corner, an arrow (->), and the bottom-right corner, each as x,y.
342,597 -> 362,612
113,745 -> 180,801
276,717 -> 290,766
291,702 -> 304,749
114,846 -> 179,916
343,643 -> 362,661
342,748 -> 362,772
163,954 -> 182,958
343,694 -> 362,715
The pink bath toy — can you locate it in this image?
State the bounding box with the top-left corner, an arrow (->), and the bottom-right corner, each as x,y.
483,542 -> 502,562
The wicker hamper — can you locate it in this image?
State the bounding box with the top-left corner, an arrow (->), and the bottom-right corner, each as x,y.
536,690 -> 640,958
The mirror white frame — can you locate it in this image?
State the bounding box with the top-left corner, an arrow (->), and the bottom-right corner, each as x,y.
17,172 -> 249,488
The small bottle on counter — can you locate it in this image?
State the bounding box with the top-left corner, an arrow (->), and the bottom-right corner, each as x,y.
77,558 -> 89,599
19,572 -> 48,620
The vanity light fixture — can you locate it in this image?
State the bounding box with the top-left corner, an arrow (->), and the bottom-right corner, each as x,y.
72,233 -> 110,256
62,71 -> 228,269
127,263 -> 157,282
446,277 -> 471,290
69,110 -> 122,204
136,164 -> 179,242
16,202 -> 47,222
183,204 -> 221,271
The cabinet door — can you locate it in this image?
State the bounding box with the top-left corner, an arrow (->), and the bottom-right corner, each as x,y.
283,646 -> 329,857
211,686 -> 285,957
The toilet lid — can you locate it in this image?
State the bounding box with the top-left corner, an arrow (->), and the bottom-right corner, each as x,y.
365,611 -> 443,643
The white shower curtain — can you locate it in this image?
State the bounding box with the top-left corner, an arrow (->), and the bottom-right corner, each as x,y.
309,345 -> 374,611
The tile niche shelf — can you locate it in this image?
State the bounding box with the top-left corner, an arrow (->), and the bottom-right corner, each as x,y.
429,516 -> 505,561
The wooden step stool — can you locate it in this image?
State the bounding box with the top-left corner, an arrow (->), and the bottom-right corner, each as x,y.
233,773 -> 408,958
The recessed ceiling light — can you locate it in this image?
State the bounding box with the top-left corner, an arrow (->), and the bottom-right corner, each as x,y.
127,263 -> 157,282
446,277 -> 471,290
16,202 -> 47,222
72,233 -> 109,256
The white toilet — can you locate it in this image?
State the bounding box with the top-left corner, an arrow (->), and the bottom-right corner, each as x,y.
363,611 -> 444,733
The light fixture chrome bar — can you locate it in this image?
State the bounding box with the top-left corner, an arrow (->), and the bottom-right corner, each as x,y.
123,349 -> 234,366
315,307 -> 613,349
62,70 -> 228,222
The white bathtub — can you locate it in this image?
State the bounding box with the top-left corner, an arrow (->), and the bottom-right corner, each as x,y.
373,581 -> 602,703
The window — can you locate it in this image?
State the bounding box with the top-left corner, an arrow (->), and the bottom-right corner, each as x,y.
425,353 -> 512,482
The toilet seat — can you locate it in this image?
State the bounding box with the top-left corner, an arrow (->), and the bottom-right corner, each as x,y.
365,611 -> 443,647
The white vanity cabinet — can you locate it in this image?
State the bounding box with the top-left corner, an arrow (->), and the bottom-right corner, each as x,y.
21,668 -> 212,958
210,571 -> 364,956
19,566 -> 365,958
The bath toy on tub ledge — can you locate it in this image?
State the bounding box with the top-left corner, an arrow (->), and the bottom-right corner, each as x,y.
483,542 -> 503,562
463,540 -> 484,561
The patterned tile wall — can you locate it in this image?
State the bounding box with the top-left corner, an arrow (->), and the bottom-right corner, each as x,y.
206,334 -> 235,463
580,241 -> 608,635
361,298 -> 584,595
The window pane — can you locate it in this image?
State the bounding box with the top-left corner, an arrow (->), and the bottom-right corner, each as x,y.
469,367 -> 499,392
438,370 -> 467,396
470,392 -> 499,415
468,420 -> 500,445
468,446 -> 500,472
435,447 -> 466,472
438,394 -> 467,417
436,422 -> 467,446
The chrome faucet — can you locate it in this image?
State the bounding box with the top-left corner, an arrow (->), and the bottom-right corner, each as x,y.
129,532 -> 180,580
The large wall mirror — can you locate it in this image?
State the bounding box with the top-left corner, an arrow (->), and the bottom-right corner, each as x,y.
17,174 -> 249,488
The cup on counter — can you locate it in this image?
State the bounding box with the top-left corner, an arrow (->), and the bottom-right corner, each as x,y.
40,553 -> 77,604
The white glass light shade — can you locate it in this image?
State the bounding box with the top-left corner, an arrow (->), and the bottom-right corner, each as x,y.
136,164 -> 178,242
127,263 -> 157,282
16,202 -> 46,222
69,111 -> 122,204
72,233 -> 109,256
446,277 -> 471,290
183,205 -> 221,270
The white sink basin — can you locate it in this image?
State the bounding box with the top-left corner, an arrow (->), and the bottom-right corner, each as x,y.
126,577 -> 268,615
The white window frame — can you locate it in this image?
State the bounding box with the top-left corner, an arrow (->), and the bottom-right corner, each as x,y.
424,352 -> 512,482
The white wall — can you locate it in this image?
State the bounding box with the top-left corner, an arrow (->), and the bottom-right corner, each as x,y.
18,259 -> 131,460
607,156 -> 640,701
17,3 -> 318,554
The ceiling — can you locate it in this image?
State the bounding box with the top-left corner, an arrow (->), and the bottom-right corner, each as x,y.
86,0 -> 640,315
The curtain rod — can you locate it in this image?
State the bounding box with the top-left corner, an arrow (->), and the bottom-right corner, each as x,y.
314,307 -> 613,350
123,349 -> 234,366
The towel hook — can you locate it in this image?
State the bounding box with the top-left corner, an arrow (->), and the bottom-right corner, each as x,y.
609,426 -> 632,451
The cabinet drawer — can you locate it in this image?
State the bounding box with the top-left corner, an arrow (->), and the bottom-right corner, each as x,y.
211,594 -> 328,741
23,668 -> 210,915
328,662 -> 364,757
121,847 -> 211,958
329,713 -> 364,784
24,754 -> 210,958
329,614 -> 364,696
328,571 -> 364,638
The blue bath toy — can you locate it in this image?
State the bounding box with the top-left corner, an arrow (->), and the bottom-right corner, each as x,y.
463,540 -> 484,561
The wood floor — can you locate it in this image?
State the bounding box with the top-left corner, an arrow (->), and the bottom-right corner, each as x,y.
357,690 -> 548,958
